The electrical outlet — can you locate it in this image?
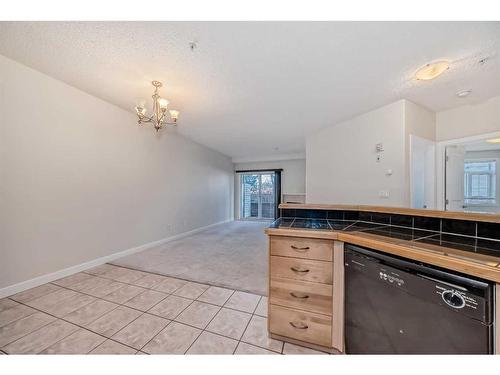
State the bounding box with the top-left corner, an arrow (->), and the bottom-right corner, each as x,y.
379,190 -> 390,198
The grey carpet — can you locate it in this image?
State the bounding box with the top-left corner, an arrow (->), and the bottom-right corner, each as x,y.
111,221 -> 269,295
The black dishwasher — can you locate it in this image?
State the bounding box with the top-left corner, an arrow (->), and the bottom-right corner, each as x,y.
344,244 -> 494,354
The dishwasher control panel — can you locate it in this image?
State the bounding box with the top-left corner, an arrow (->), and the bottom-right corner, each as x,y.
435,285 -> 479,310
378,270 -> 405,287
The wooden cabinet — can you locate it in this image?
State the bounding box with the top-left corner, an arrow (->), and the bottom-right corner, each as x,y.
268,235 -> 344,353
270,236 -> 333,261
269,305 -> 332,347
270,277 -> 332,315
270,256 -> 333,284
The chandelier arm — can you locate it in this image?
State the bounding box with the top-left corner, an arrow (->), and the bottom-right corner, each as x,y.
159,111 -> 167,123
139,115 -> 154,123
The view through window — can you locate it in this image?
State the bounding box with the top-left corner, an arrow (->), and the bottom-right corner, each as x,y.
240,172 -> 276,219
464,159 -> 497,205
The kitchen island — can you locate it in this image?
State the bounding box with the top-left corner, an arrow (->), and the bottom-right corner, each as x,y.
265,204 -> 500,354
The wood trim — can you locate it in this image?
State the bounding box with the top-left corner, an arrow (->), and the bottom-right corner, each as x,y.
339,232 -> 500,283
265,227 -> 338,240
266,229 -> 500,283
269,333 -> 339,354
332,241 -> 345,353
496,284 -> 499,355
279,203 -> 500,223
267,233 -> 271,334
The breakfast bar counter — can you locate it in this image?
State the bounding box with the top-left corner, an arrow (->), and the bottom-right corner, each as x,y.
266,218 -> 500,283
265,204 -> 500,354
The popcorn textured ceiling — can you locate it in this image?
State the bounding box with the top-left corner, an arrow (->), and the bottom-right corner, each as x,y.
0,22 -> 498,159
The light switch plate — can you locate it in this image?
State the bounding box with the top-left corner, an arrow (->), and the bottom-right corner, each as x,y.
379,190 -> 390,198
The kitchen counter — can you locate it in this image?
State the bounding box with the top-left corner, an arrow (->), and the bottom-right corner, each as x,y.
266,205 -> 500,354
266,218 -> 500,283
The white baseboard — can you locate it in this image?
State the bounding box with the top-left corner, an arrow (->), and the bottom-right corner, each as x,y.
0,219 -> 232,299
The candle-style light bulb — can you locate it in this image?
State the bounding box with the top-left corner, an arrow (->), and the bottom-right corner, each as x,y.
158,98 -> 169,110
169,109 -> 180,122
135,106 -> 146,116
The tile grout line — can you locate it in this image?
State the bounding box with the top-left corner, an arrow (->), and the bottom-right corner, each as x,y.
106,310 -> 161,351
41,326 -> 107,355
50,278 -> 260,334
5,279 -> 184,354
51,270 -> 264,312
136,288 -> 239,353
232,295 -> 262,354
177,288 -> 266,354
236,296 -> 283,354
180,303 -> 225,354
0,312 -> 57,354
3,265 -> 271,355
94,264 -> 266,296
109,283 -> 212,351
10,287 -> 270,353
238,316 -> 283,354
5,298 -> 272,355
0,303 -> 40,327
6,298 -> 141,354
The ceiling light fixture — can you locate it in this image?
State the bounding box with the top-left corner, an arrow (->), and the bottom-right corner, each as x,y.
135,81 -> 180,132
456,89 -> 472,98
414,61 -> 450,81
486,138 -> 500,144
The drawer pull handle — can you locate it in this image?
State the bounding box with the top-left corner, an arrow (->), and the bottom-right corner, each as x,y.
289,321 -> 308,330
290,245 -> 310,251
290,292 -> 309,299
290,267 -> 310,273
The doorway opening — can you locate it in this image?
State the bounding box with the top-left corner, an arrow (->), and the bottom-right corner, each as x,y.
409,135 -> 436,209
237,170 -> 282,220
444,142 -> 500,213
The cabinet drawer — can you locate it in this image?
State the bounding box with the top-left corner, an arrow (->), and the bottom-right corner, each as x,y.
270,256 -> 333,284
270,277 -> 332,316
269,304 -> 332,347
270,236 -> 333,261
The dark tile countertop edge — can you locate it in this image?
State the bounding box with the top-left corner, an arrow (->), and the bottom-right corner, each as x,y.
268,218 -> 500,267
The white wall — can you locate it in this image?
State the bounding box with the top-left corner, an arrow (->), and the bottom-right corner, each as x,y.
234,159 -> 306,194
404,100 -> 436,142
436,96 -> 500,141
0,55 -> 234,290
306,100 -> 407,206
306,100 -> 436,207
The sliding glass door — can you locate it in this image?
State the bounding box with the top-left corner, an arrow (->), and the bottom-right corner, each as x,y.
240,172 -> 276,220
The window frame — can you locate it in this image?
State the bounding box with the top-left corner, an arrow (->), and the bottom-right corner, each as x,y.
463,158 -> 498,207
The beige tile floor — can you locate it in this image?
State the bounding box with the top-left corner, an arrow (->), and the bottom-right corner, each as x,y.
0,264 -> 328,355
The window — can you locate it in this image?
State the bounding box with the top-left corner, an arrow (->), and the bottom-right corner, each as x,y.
464,159 -> 497,205
239,172 -> 276,219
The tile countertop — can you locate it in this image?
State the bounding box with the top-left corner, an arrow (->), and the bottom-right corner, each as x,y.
265,218 -> 500,283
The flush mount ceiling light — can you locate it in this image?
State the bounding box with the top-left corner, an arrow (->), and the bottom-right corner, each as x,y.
414,61 -> 450,81
456,89 -> 472,98
486,138 -> 500,144
135,81 -> 180,132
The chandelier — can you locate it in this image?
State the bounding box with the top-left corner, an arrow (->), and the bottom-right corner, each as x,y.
135,81 -> 180,132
